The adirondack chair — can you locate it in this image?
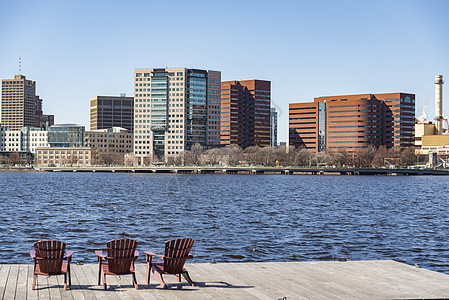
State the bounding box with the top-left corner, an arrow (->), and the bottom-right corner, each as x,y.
95,238 -> 139,290
145,238 -> 195,289
30,240 -> 73,290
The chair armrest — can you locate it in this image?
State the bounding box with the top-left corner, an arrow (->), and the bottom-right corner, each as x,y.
95,250 -> 106,259
30,250 -> 36,259
187,254 -> 194,259
65,250 -> 74,259
144,251 -> 164,262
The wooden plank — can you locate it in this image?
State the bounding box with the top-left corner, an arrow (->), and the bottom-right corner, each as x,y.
184,263 -> 259,300
15,265 -> 28,300
0,264 -> 9,299
26,265 -> 38,300
69,264 -> 88,300
132,264 -> 163,300
37,275 -> 51,300
3,265 -> 19,300
47,273 -> 62,300
83,264 -> 120,300
189,263 -> 268,300
82,263 -> 119,300
3,261 -> 449,299
55,272 -> 73,300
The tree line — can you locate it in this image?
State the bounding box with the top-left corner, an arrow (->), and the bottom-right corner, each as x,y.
169,144 -> 422,168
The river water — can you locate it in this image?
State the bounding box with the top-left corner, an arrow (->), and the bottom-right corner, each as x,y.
1,172 -> 449,274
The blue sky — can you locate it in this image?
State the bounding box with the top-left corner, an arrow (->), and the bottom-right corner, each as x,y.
1,0 -> 448,142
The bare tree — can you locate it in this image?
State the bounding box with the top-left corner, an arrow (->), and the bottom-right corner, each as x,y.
293,149 -> 314,166
273,145 -> 293,166
184,143 -> 203,166
227,145 -> 243,166
99,152 -> 124,165
244,146 -> 262,166
356,146 -> 376,168
166,154 -> 183,166
325,152 -> 345,167
7,152 -> 20,166
204,148 -> 226,165
124,154 -> 138,166
400,147 -> 417,166
372,146 -> 392,167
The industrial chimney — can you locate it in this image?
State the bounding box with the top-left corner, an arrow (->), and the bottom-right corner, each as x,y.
435,75 -> 444,134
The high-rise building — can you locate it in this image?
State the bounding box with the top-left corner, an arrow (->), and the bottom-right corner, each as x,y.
133,68 -> 221,164
34,95 -> 54,128
90,95 -> 134,132
34,96 -> 42,127
1,75 -> 36,130
220,80 -> 271,149
289,93 -> 415,152
270,107 -> 278,146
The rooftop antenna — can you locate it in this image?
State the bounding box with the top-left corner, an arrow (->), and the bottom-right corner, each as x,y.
18,56 -> 21,75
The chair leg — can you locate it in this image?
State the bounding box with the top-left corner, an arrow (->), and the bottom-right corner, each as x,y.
132,273 -> 138,290
98,262 -> 101,285
177,274 -> 181,283
68,268 -> 71,287
103,273 -> 107,290
153,269 -> 167,289
146,262 -> 151,284
32,274 -> 37,290
64,273 -> 67,290
182,271 -> 195,286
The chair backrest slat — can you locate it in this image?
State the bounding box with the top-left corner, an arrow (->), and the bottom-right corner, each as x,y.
163,238 -> 194,274
106,238 -> 137,274
34,240 -> 65,274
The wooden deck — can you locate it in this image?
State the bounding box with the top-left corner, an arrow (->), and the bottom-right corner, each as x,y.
1,260 -> 449,299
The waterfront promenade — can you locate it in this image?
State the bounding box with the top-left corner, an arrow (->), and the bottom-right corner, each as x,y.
2,260 -> 449,299
34,165 -> 449,176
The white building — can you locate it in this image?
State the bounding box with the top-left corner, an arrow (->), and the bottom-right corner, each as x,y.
133,68 -> 221,164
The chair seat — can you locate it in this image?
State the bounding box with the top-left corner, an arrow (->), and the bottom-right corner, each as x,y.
152,262 -> 187,275
101,261 -> 134,275
35,262 -> 68,275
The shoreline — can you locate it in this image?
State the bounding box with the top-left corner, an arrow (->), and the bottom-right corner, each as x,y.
2,166 -> 448,175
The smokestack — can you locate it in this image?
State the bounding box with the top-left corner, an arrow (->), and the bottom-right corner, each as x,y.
435,75 -> 444,134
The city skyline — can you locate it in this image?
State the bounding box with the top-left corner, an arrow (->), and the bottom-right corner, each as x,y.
1,0 -> 448,142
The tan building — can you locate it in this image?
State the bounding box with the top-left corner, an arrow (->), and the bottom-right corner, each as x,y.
1,75 -> 36,130
420,135 -> 449,156
133,68 -> 221,164
415,122 -> 435,150
35,147 -> 93,166
84,127 -> 132,153
90,95 -> 134,132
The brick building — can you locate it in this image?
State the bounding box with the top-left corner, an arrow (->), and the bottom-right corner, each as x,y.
289,93 -> 415,152
220,80 -> 271,148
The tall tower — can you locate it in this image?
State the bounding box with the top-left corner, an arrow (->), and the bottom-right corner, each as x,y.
90,95 -> 134,132
435,75 -> 444,135
133,68 -> 221,164
1,75 -> 36,130
220,79 -> 271,149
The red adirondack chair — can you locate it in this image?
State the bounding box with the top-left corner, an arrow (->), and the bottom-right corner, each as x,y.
145,238 -> 195,289
30,240 -> 73,290
95,238 -> 139,290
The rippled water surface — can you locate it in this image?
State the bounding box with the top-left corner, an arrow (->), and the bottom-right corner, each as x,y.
1,172 -> 449,273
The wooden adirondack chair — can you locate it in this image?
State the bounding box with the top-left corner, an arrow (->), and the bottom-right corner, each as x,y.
145,238 -> 195,289
95,238 -> 139,290
30,240 -> 73,290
